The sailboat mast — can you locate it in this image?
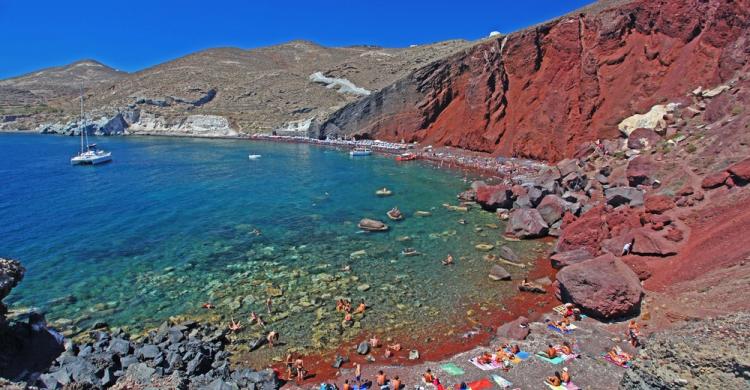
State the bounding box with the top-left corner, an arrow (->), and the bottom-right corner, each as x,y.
80,85 -> 84,153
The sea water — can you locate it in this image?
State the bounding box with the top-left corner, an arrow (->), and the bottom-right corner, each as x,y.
0,133 -> 540,359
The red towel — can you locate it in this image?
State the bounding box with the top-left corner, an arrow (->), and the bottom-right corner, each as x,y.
467,378 -> 493,390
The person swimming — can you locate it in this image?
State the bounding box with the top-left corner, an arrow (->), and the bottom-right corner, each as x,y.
342,312 -> 353,327
355,299 -> 367,314
442,254 -> 454,266
228,317 -> 242,332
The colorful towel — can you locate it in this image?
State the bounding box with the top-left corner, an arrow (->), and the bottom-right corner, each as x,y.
491,374 -> 512,388
467,378 -> 493,390
503,349 -> 530,360
535,353 -> 565,365
547,324 -> 574,334
565,382 -> 581,390
469,357 -> 503,371
440,363 -> 465,376
544,383 -> 566,390
603,353 -> 632,368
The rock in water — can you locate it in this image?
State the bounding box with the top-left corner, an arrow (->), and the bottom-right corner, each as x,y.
505,208 -> 548,238
498,246 -> 520,262
488,265 -> 511,281
0,258 -> 24,317
358,218 -> 388,232
556,254 -> 643,320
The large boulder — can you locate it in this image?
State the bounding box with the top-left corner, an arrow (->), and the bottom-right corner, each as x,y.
536,195 -> 566,225
701,170 -> 730,189
556,254 -> 644,319
476,184 -> 514,211
550,248 -> 594,269
605,187 -> 644,207
627,128 -> 661,150
496,316 -> 530,340
727,157 -> 750,182
533,166 -> 561,194
557,158 -> 581,178
631,229 -> 678,256
555,205 -> 609,254
626,156 -> 657,186
505,208 -> 548,238
644,194 -> 674,214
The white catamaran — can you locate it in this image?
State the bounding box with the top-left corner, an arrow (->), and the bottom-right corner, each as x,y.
71,88 -> 112,165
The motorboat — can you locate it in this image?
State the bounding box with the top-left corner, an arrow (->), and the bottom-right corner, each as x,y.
375,187 -> 393,197
396,152 -> 417,161
387,207 -> 404,221
349,147 -> 372,156
248,154 -> 262,160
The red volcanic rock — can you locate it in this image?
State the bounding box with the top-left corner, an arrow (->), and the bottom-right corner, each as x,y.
626,156 -> 657,187
496,316 -> 530,340
505,208 -> 548,238
550,248 -> 594,269
314,0 -> 750,162
631,229 -> 678,256
555,205 -> 608,254
645,194 -> 675,214
677,185 -> 695,196
627,128 -> 661,150
728,157 -> 750,181
701,171 -> 730,189
537,194 -> 566,225
556,254 -> 643,319
475,184 -> 514,211
621,257 -> 652,281
664,226 -> 685,242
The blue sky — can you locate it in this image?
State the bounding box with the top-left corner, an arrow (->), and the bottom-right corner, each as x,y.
0,0 -> 593,79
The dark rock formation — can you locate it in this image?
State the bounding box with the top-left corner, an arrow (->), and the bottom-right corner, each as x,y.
505,208 -> 548,238
621,312 -> 750,389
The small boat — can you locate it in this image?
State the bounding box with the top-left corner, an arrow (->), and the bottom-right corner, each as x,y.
401,248 -> 421,257
375,187 -> 393,197
350,147 -> 372,156
248,154 -> 262,160
71,88 -> 112,166
387,207 -> 404,221
358,218 -> 389,232
396,152 -> 417,161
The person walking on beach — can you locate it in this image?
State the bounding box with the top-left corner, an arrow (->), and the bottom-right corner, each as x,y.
354,363 -> 362,383
295,357 -> 305,384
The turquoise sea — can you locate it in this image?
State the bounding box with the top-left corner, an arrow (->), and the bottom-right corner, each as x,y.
0,133 -> 540,360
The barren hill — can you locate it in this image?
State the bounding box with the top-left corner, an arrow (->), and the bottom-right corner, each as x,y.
0,40 -> 471,134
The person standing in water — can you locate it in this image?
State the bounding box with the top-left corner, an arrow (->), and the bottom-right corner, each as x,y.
266,297 -> 273,314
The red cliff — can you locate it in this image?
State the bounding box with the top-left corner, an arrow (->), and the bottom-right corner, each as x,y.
313,0 -> 750,161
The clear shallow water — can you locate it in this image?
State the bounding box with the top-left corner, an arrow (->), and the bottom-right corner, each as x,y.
0,133 -> 539,357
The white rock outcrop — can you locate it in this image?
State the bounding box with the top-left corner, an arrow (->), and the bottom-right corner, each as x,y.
309,72 -> 371,96
617,103 -> 680,136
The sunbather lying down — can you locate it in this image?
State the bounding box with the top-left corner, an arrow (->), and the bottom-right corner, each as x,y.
607,346 -> 632,365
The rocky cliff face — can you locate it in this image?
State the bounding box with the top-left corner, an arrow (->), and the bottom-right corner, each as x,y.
315,0 -> 750,161
620,312 -> 750,389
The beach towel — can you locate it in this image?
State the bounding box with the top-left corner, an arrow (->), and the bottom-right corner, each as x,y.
565,382 -> 581,390
603,353 -> 632,368
469,357 -> 504,371
503,349 -> 530,360
544,383 -> 566,390
491,374 -> 512,388
440,363 -> 465,376
547,324 -> 574,334
467,378 -> 493,390
535,353 -> 565,365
